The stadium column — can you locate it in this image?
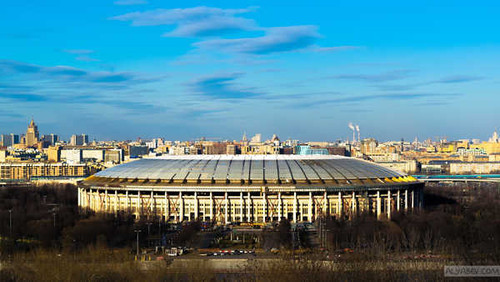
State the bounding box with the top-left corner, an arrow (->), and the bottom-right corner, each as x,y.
225,191 -> 229,224
240,192 -> 243,222
337,191 -> 342,217
126,190 -> 129,213
308,192 -> 313,222
150,191 -> 154,217
278,192 -> 282,221
83,189 -> 87,210
323,191 -> 328,217
164,192 -> 169,222
179,191 -> 183,222
397,190 -> 401,211
194,192 -> 198,220
376,191 -> 381,219
209,192 -> 213,222
293,192 -> 297,223
411,189 -> 415,209
247,192 -> 251,222
351,191 -> 356,215
82,189 -> 86,209
94,190 -> 98,211
87,189 -> 91,211
137,191 -> 141,220
365,192 -> 370,213
262,192 -> 266,223
351,191 -> 356,216
404,189 -> 408,210
79,188 -> 83,209
115,190 -> 118,216
105,189 -> 108,213
108,189 -> 111,213
85,189 -> 88,209
387,191 -> 391,219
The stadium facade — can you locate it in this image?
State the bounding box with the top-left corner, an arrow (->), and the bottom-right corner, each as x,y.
79,155 -> 423,223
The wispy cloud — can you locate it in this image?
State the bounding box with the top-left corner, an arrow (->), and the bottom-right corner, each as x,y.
0,60 -> 41,73
0,83 -> 34,91
0,60 -> 142,85
0,92 -> 48,102
0,59 -> 164,113
195,25 -> 320,54
309,45 -> 361,53
259,91 -> 339,101
75,56 -> 100,62
299,92 -> 460,107
111,6 -> 257,37
165,17 -> 256,37
70,96 -> 164,113
91,73 -> 133,83
62,49 -> 94,55
374,74 -> 484,91
415,101 -> 451,107
190,73 -> 260,99
331,70 -> 414,83
114,0 -> 148,5
374,83 -> 423,91
432,75 -> 484,84
112,6 -> 355,56
62,49 -> 99,62
0,110 -> 24,118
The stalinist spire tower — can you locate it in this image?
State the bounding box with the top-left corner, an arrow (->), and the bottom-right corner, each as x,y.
25,118 -> 40,147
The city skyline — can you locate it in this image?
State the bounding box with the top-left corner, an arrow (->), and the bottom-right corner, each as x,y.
2,117 -> 499,143
1,1 -> 499,141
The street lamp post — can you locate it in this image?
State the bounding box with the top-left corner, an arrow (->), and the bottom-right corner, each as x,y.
134,229 -> 142,257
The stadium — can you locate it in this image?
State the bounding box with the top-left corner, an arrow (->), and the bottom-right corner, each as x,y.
79,155 -> 423,224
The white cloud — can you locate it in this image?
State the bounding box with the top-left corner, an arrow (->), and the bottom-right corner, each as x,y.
111,6 -> 257,37
62,49 -> 94,54
194,26 -> 320,54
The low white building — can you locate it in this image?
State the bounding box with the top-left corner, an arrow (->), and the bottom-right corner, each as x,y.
61,149 -> 82,164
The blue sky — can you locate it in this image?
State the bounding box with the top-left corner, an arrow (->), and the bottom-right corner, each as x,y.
0,1 -> 499,141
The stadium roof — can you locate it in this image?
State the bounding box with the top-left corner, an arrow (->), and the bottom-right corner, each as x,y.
85,155 -> 417,187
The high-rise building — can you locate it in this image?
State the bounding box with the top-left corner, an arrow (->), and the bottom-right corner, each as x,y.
25,119 -> 39,147
1,134 -> 20,147
1,134 -> 9,147
70,134 -> 89,146
41,134 -> 59,146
